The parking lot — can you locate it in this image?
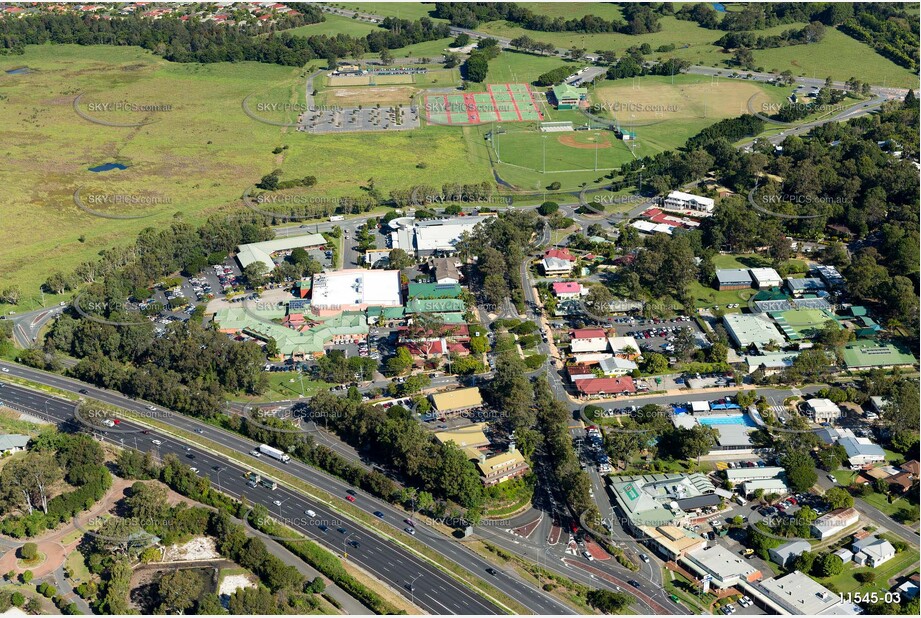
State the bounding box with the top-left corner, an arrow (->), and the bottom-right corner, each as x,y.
609,315 -> 709,357
298,105 -> 420,133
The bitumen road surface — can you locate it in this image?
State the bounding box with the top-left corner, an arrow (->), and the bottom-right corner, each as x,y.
0,363 -> 576,615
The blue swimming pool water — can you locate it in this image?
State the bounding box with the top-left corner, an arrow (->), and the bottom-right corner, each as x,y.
713,3 -> 727,12
698,414 -> 757,428
89,162 -> 128,172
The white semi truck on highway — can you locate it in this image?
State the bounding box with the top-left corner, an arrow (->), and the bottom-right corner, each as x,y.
258,444 -> 290,463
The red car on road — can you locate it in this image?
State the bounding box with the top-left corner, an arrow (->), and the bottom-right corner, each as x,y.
346,495 -> 356,503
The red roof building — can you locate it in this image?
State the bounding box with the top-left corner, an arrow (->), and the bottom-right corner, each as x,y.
575,376 -> 636,397
571,328 -> 606,340
544,248 -> 575,262
552,281 -> 582,298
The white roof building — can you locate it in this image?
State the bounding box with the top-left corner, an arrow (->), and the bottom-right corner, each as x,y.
598,356 -> 638,376
236,233 -> 327,271
723,314 -> 785,349
749,267 -> 783,289
811,507 -> 859,540
607,336 -> 641,356
310,269 -> 401,315
683,545 -> 760,588
541,256 -> 573,275
805,398 -> 842,423
663,191 -> 715,213
0,434 -> 29,454
757,571 -> 861,615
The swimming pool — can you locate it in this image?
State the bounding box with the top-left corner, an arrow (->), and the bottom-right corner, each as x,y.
698,414 -> 757,428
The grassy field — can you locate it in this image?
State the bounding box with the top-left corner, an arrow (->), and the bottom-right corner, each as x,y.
476,74 -> 788,190
333,2 -> 441,22
753,28 -> 918,89
0,45 -> 492,307
817,548 -> 919,595
285,13 -> 381,38
474,17 -> 917,88
486,51 -> 581,85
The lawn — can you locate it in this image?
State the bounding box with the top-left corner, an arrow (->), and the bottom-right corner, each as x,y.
0,409 -> 44,435
284,13 -> 381,38
0,45 -> 492,308
334,3 -> 441,22
817,548 -> 919,595
485,51 -> 581,85
228,372 -> 329,403
752,28 -> 918,90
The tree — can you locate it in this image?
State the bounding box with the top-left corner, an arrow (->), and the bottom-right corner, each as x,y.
673,327 -> 697,361
586,589 -> 632,613
444,52 -> 460,68
157,569 -> 204,614
884,380 -> 920,434
379,48 -> 393,65
19,543 -> 38,561
464,53 -> 489,82
385,347 -> 413,376
815,553 -> 844,577
469,335 -> 488,354
537,201 -> 559,216
792,550 -> 816,573
825,487 -> 854,509
584,285 -> 613,318
388,248 -> 413,270
242,262 -> 269,287
405,313 -> 446,359
642,352 -> 669,374
781,450 -> 818,493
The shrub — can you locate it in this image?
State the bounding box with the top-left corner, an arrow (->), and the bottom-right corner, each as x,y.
11,593 -> 25,607
19,543 -> 38,561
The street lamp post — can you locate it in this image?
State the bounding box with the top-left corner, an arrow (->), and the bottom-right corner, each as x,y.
408,574 -> 421,606
343,532 -> 357,558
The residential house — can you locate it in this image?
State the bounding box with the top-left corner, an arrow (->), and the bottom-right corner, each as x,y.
428,257 -> 461,284
805,398 -> 842,424
575,376 -> 636,398
0,434 -> 29,455
541,248 -> 576,276
662,191 -> 715,214
598,356 -> 638,376
852,535 -> 895,568
551,281 -> 584,300
569,329 -> 608,353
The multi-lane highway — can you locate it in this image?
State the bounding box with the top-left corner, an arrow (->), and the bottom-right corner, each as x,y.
0,361 -> 577,615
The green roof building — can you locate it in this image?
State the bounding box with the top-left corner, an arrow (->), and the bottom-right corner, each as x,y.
552,83 -> 588,110
405,298 -> 466,314
407,283 -> 462,299
841,340 -> 916,370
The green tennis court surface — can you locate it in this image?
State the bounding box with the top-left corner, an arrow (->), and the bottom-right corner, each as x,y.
424,83 -> 543,125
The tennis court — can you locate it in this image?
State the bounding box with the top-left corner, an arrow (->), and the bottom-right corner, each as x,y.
424,83 -> 543,125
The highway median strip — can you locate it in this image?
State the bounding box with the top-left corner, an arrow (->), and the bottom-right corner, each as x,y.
109,405 -> 525,615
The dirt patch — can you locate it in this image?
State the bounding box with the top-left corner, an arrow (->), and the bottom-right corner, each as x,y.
557,133 -> 613,149
322,86 -> 417,106
161,536 -> 221,562
219,573 -> 257,599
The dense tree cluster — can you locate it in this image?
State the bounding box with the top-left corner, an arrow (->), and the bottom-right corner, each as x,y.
0,11 -> 451,67
456,211 -> 540,309
434,2 -> 662,35
0,433 -> 110,538
303,392 -> 487,512
716,22 -> 826,51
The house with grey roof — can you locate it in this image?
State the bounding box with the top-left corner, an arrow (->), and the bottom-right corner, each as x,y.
852,535 -> 895,567
0,434 -> 29,455
769,540 -> 811,568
